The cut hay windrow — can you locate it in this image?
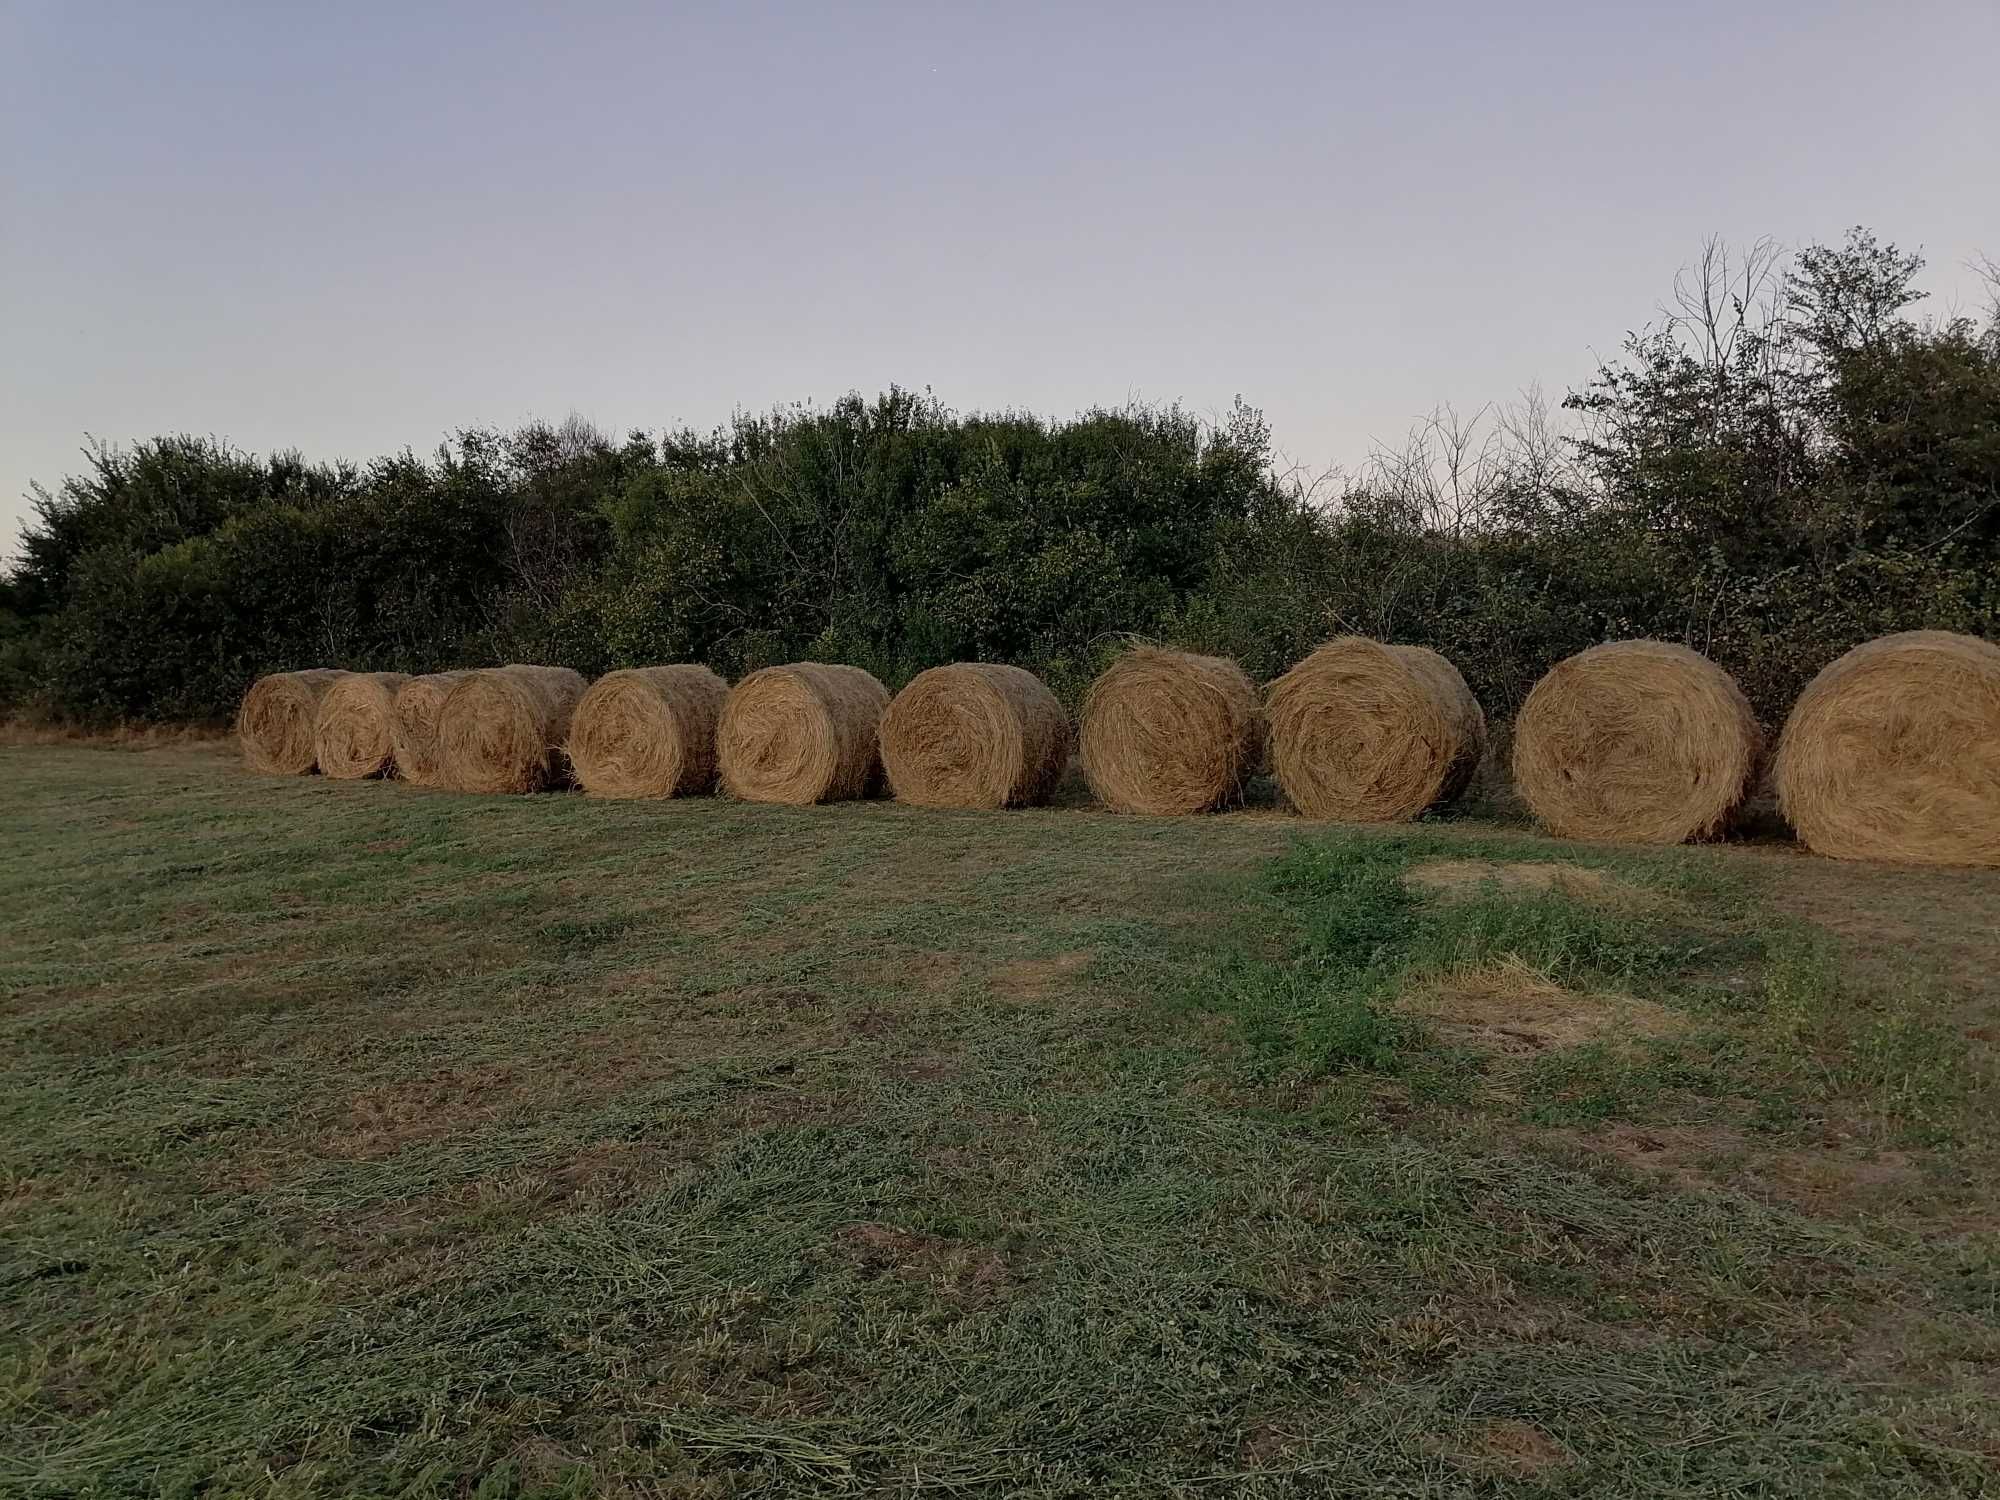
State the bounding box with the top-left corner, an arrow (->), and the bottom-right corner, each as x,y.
436,665 -> 587,794
567,664 -> 729,798
717,662 -> 890,805
1774,629 -> 2000,867
239,669 -> 348,775
879,662 -> 1071,809
1511,640 -> 1761,844
1078,646 -> 1264,815
390,671 -> 477,789
1266,637 -> 1485,821
313,672 -> 412,780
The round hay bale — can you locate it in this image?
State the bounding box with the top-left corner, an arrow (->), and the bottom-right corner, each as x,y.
239,669 -> 348,775
1078,646 -> 1264,815
1512,640 -> 1762,844
1267,637 -> 1486,821
567,664 -> 730,798
879,663 -> 1071,809
390,671 -> 477,789
313,672 -> 413,781
717,662 -> 890,805
1774,630 -> 2000,867
436,665 -> 587,794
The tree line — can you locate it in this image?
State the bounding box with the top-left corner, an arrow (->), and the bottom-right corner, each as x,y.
4,228 -> 1996,730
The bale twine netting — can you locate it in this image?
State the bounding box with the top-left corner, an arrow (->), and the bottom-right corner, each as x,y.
567,664 -> 730,798
1267,637 -> 1486,821
240,669 -> 348,775
717,662 -> 890,805
390,671 -> 477,789
436,665 -> 587,794
1774,630 -> 2000,867
1511,640 -> 1762,844
879,663 -> 1071,809
1078,646 -> 1264,815
313,672 -> 413,780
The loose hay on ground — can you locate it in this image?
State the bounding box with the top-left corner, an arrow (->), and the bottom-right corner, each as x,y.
1512,640 -> 1762,844
437,665 -> 587,794
1398,959 -> 1682,1060
1775,629 -> 2000,868
391,671 -> 477,789
1267,637 -> 1486,821
567,664 -> 729,798
1078,646 -> 1264,815
239,669 -> 348,775
717,662 -> 890,805
879,663 -> 1070,809
313,672 -> 413,780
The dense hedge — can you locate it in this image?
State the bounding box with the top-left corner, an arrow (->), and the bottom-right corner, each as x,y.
6,229 -> 1997,730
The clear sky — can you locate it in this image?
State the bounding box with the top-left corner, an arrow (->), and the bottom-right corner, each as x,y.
4,0 -> 1996,556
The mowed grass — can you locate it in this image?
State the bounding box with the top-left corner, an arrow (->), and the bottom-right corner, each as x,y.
3,745 -> 1999,1498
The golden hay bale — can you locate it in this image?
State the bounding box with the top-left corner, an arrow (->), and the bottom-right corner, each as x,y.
567,664 -> 730,798
436,665 -> 587,794
1774,630 -> 2000,867
239,669 -> 348,775
717,662 -> 890,805
879,663 -> 1071,809
1511,640 -> 1762,844
1078,646 -> 1264,815
389,671 -> 477,789
1266,637 -> 1486,821
313,672 -> 413,781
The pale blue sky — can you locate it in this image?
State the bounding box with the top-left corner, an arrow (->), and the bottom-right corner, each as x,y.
4,0 -> 1997,555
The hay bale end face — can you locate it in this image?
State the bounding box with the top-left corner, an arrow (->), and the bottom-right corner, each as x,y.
1078,646 -> 1264,815
314,672 -> 413,780
240,669 -> 348,775
567,664 -> 730,798
1267,637 -> 1486,821
390,671 -> 477,789
1775,630 -> 2000,867
1511,640 -> 1761,844
436,665 -> 587,794
879,663 -> 1071,809
717,662 -> 890,805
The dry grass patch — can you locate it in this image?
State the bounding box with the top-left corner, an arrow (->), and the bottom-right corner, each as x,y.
1398,959 -> 1683,1059
832,1222 -> 1011,1300
989,951 -> 1094,999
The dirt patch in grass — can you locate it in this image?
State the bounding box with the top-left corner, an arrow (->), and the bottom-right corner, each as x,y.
1399,960 -> 1683,1059
989,951 -> 1094,1000
832,1221 -> 1011,1299
1450,1419 -> 1570,1476
1404,858 -> 1654,909
326,1064 -> 521,1158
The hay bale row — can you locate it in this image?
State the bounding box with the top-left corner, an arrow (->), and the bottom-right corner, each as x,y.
569,665 -> 729,798
1511,640 -> 1763,845
1774,630 -> 2000,868
718,662 -> 890,805
880,663 -> 1070,809
234,629 -> 2000,865
315,672 -> 412,780
1267,637 -> 1485,822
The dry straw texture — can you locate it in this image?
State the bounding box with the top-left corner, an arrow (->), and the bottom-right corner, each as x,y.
1512,640 -> 1762,844
239,669 -> 348,775
1774,629 -> 2000,867
390,671 -> 477,788
567,664 -> 730,798
718,662 -> 890,805
313,672 -> 412,780
437,665 -> 587,794
1267,637 -> 1486,821
879,663 -> 1071,809
1078,646 -> 1265,815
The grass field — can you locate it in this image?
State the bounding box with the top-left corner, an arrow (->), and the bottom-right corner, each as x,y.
4,743 -> 1999,1497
